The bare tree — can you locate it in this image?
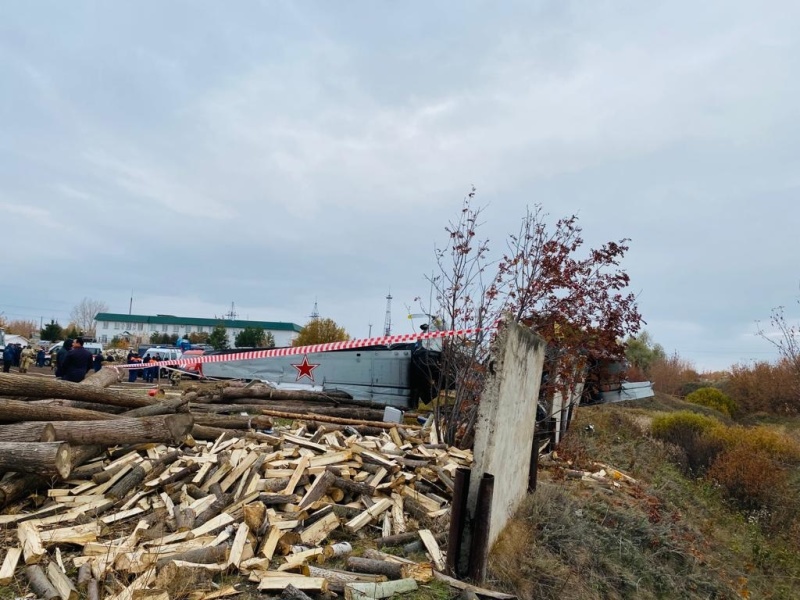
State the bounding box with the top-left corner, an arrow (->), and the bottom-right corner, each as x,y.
69,298 -> 109,337
757,302 -> 800,401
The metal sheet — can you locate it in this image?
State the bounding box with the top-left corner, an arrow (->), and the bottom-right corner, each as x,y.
200,348 -> 415,408
600,381 -> 655,404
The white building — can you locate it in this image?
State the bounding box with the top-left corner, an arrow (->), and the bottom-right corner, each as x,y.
94,313 -> 301,347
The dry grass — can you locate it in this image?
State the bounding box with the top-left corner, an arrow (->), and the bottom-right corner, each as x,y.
489,400 -> 800,600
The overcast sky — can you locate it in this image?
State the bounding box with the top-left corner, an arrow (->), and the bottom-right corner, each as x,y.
1,1 -> 798,370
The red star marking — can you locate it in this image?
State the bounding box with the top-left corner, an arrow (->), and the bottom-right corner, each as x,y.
292,355 -> 320,382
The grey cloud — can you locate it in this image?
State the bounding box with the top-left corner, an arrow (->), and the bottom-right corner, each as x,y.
1,1 -> 799,369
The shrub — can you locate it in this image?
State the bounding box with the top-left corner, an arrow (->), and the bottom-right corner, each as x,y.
722,361 -> 798,415
685,387 -> 737,417
651,411 -> 720,441
680,380 -> 713,397
651,412 -> 724,475
708,425 -> 800,465
707,446 -> 789,512
650,352 -> 698,396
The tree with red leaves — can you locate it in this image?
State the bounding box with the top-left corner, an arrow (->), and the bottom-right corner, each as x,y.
426,190 -> 642,446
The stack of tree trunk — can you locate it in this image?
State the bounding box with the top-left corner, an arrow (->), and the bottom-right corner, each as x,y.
0,371 -> 504,600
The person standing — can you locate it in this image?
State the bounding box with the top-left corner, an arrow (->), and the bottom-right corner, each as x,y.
61,337 -> 93,383
142,355 -> 152,383
19,345 -> 35,373
128,353 -> 142,383
55,339 -> 73,378
36,347 -> 45,368
2,345 -> 13,373
50,347 -> 59,371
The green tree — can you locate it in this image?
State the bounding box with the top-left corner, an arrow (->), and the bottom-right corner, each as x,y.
109,336 -> 129,349
188,332 -> 210,345
63,323 -> 81,339
40,320 -> 64,341
292,318 -> 349,347
209,324 -> 230,350
264,331 -> 275,348
235,327 -> 270,348
625,331 -> 666,375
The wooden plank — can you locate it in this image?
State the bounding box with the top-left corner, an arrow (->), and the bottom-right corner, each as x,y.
345,498 -> 393,533
189,512 -> 234,538
400,487 -> 441,512
391,494 -> 406,534
106,568 -> 156,600
47,561 -> 79,600
101,507 -> 145,525
219,451 -> 260,493
432,572 -> 516,599
418,529 -> 445,571
279,548 -> 324,570
227,523 -> 250,569
308,450 -> 353,468
259,525 -> 282,560
282,455 -> 311,495
344,579 -> 418,599
299,512 -> 340,546
0,503 -> 62,525
282,433 -> 328,453
0,547 -> 22,584
18,522 -> 46,564
257,575 -> 327,592
39,523 -> 100,546
368,468 -> 388,487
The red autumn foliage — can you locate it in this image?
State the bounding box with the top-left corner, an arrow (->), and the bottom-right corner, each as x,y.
428,189 -> 642,446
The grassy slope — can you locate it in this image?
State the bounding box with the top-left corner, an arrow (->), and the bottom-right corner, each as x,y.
488,394 -> 800,600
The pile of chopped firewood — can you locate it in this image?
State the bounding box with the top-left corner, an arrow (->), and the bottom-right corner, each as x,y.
1,418 -> 470,598
0,371 -> 517,600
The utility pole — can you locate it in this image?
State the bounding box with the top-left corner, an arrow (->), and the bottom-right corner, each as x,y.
129,290 -> 133,315
383,292 -> 393,336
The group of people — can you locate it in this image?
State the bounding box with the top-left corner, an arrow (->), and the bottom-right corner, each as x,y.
0,337 -> 106,382
2,344 -> 47,373
53,337 -> 99,383
126,352 -> 161,383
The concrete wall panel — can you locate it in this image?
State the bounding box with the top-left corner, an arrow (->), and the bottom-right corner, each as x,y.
468,320 -> 545,548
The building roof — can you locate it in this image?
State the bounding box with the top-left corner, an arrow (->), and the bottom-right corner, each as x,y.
95,312 -> 302,332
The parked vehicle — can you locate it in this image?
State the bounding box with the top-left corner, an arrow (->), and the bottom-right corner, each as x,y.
141,347 -> 182,362
45,341 -> 104,366
141,347 -> 183,378
177,349 -> 205,379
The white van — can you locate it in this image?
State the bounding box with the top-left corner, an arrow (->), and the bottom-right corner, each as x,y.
141,347 -> 182,362
141,347 -> 182,378
45,341 -> 105,366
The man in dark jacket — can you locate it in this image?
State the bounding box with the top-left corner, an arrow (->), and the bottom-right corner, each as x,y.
55,339 -> 73,378
2,345 -> 14,373
61,337 -> 93,383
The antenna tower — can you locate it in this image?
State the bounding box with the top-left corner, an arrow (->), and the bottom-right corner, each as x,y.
383,292 -> 393,336
225,302 -> 238,320
310,299 -> 320,321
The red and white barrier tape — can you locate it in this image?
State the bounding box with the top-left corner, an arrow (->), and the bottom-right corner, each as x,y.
116,327 -> 483,370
